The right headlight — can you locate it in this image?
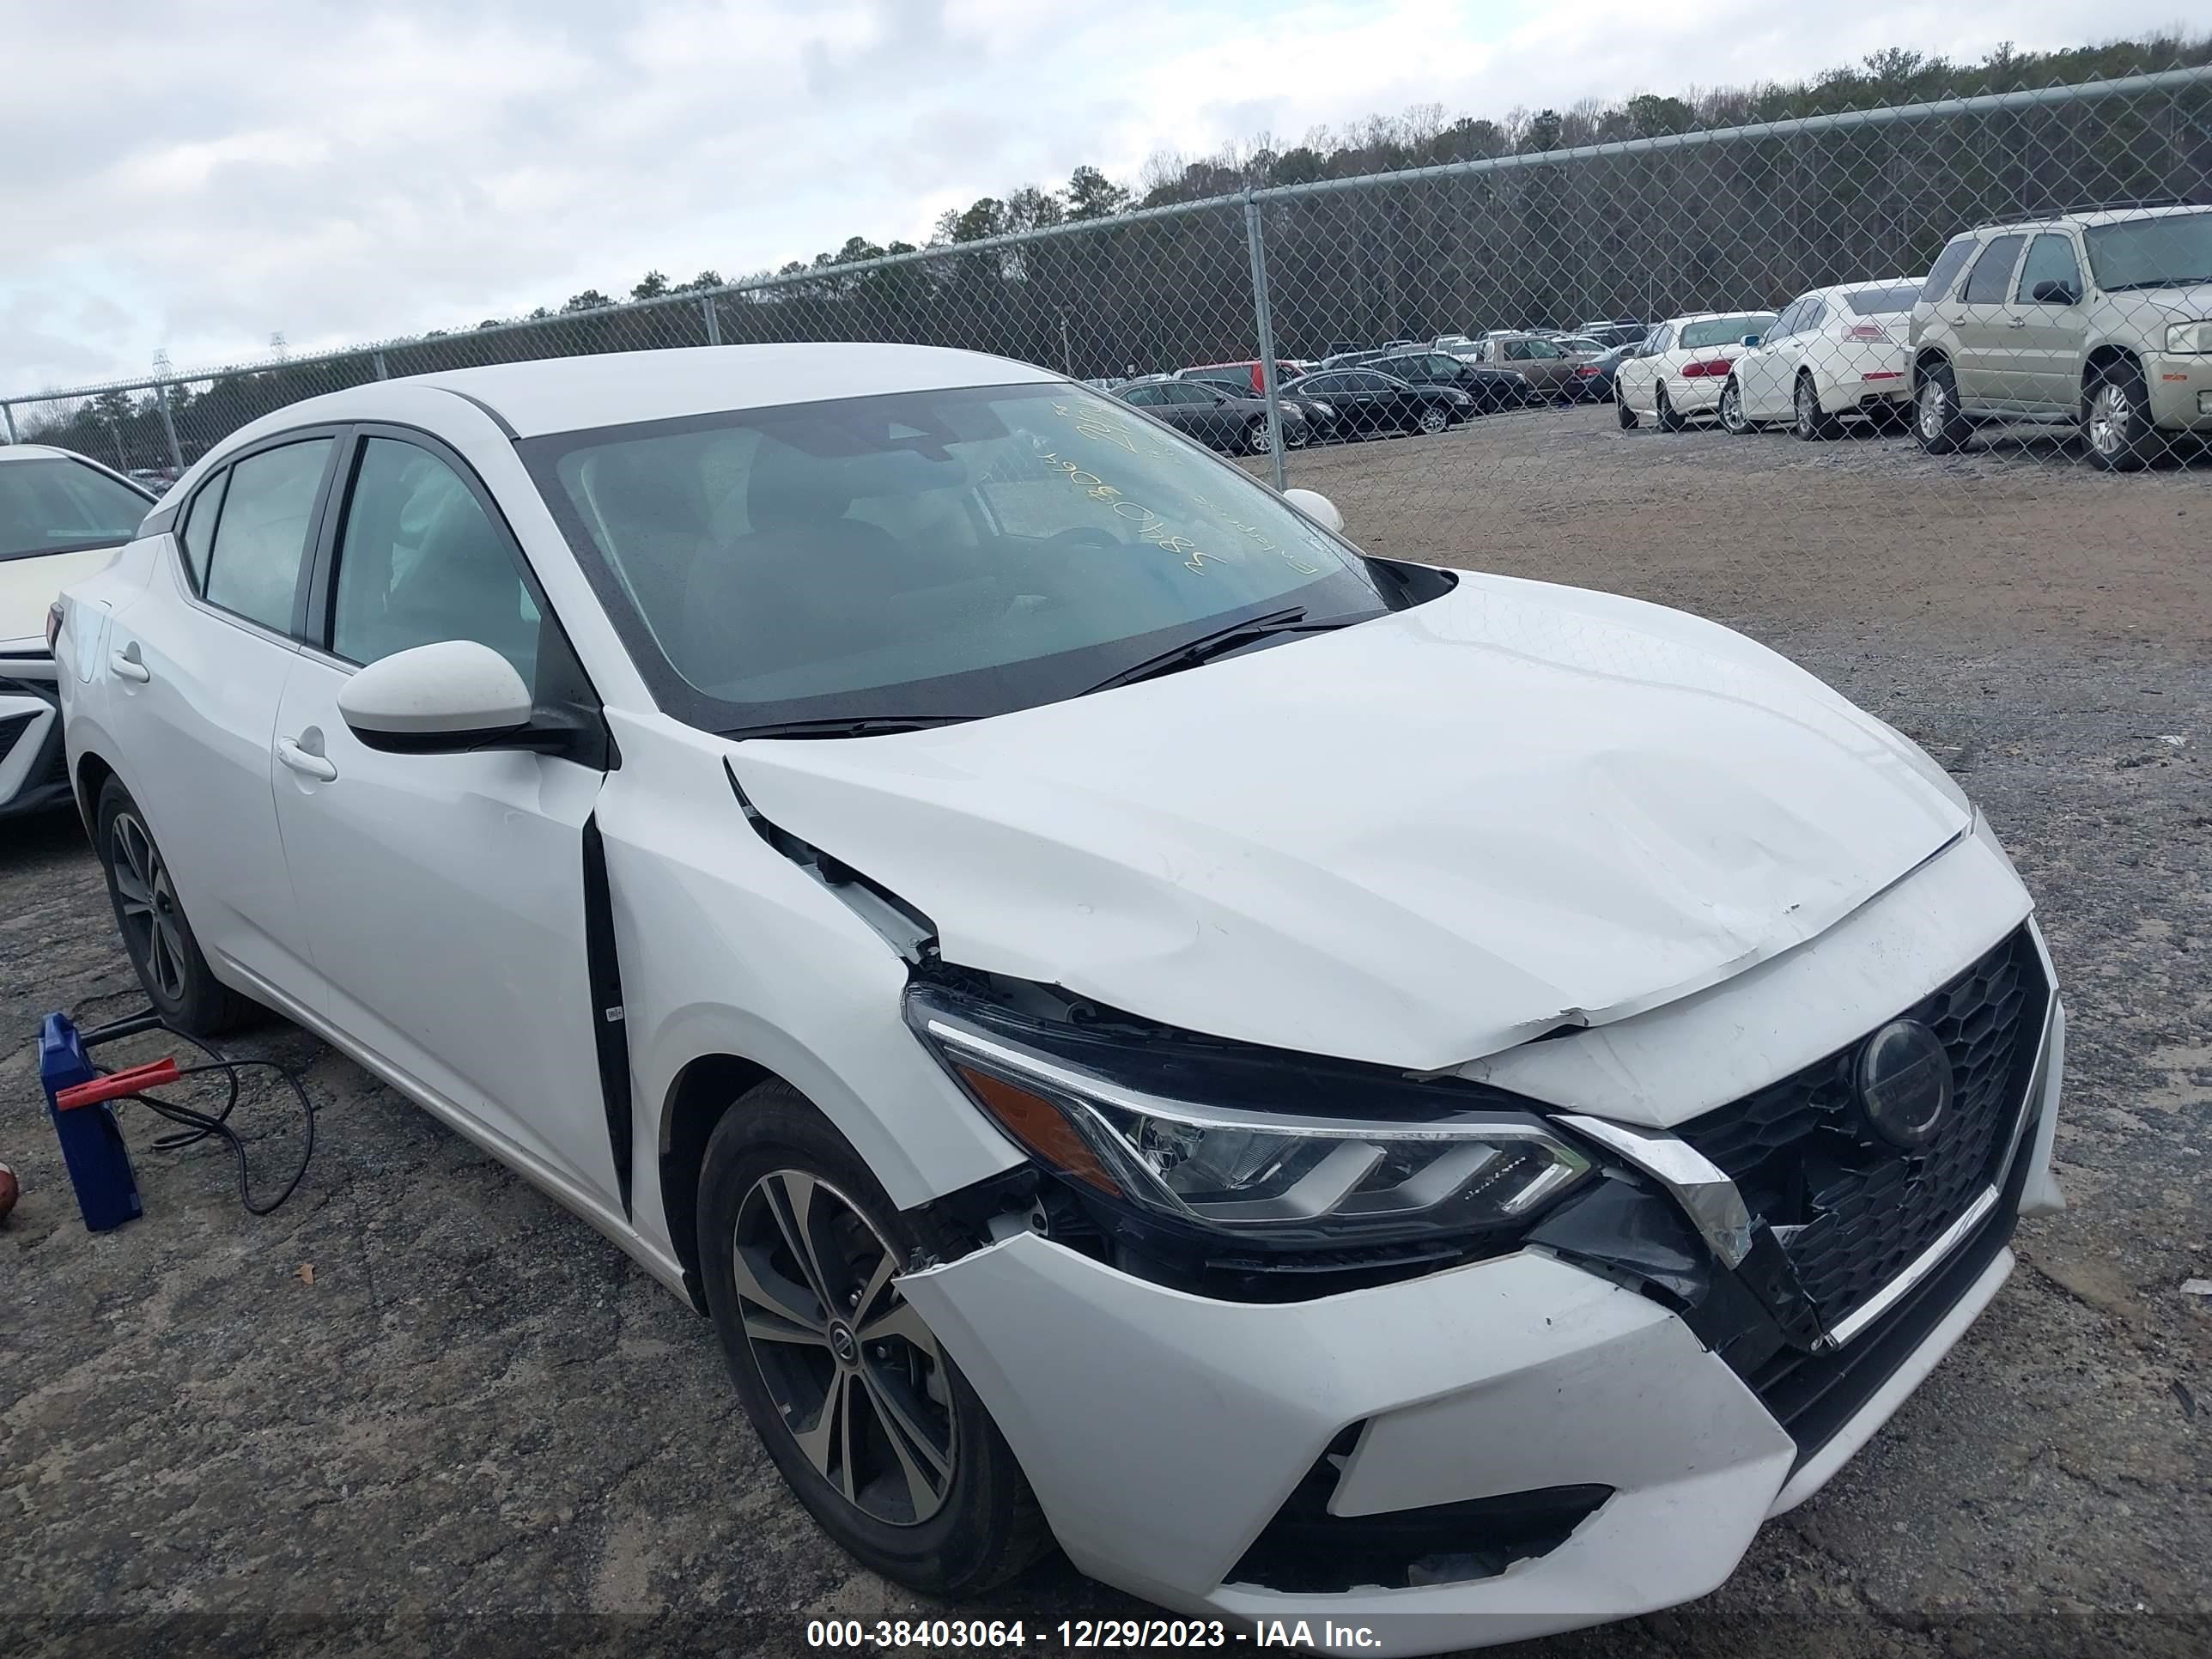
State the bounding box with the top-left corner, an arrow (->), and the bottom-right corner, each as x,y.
906,984 -> 1592,1248
2165,320 -> 2212,355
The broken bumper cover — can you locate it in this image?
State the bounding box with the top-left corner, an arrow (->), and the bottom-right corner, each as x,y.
896,1000 -> 2063,1656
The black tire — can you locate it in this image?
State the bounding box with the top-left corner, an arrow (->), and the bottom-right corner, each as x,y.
1718,377 -> 1753,435
1793,374 -> 1842,441
1912,361 -> 1970,454
94,777 -> 257,1036
1654,383 -> 1685,432
699,1082 -> 1050,1597
1616,393 -> 1639,430
2083,359 -> 2154,472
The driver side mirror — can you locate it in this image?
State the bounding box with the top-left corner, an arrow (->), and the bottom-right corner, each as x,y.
1740,334 -> 1762,349
338,640 -> 534,755
2031,280 -> 2081,305
1282,488 -> 1343,533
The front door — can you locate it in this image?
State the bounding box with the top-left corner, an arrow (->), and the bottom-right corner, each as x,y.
2010,232 -> 2090,411
270,429 -> 623,1212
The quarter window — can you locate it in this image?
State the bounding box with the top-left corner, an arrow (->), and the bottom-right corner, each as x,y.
2016,234 -> 2082,303
203,438 -> 332,634
329,437 -> 539,683
178,471 -> 226,589
1960,235 -> 2027,305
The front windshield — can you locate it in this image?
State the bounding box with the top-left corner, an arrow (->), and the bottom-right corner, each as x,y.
2085,211 -> 2212,291
524,381 -> 1398,734
1679,315 -> 1776,349
0,457 -> 152,562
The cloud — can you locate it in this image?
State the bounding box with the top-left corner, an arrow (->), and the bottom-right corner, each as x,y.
0,0 -> 2197,393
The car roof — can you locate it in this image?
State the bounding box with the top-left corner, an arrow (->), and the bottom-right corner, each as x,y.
0,443 -> 83,464
211,343 -> 1064,447
1973,203 -> 2208,232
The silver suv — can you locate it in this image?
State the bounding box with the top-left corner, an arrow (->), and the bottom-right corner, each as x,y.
1907,203 -> 2212,470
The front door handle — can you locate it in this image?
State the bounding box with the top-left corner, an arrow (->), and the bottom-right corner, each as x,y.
276,736 -> 338,782
110,642 -> 149,683
2006,317 -> 2027,328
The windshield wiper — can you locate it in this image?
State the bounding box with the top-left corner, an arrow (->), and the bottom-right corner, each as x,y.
1079,606 -> 1336,696
727,714 -> 975,740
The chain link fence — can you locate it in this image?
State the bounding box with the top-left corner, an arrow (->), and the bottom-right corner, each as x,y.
7,65 -> 2210,544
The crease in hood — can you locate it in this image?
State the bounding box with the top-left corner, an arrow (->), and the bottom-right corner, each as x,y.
726,572 -> 1970,1072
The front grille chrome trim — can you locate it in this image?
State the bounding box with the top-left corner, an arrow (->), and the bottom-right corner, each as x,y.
1553,1114 -> 1753,1267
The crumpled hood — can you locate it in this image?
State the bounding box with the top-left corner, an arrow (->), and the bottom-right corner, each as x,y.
728,573 -> 1970,1071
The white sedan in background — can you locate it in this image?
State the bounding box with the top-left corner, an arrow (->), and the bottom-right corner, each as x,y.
1615,312 -> 1778,430
1721,279 -> 1926,440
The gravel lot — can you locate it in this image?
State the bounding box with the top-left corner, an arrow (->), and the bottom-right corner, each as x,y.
6,404 -> 2208,1658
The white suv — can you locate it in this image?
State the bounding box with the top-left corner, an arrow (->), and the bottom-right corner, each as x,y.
56,345 -> 2066,1654
1908,203 -> 2212,469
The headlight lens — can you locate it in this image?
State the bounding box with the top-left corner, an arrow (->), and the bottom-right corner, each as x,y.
2165,320 -> 2212,354
908,988 -> 1592,1246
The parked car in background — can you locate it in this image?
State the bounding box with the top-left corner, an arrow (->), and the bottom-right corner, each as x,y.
1,445 -> 155,818
1321,348 -> 1389,369
1569,341 -> 1638,404
1615,312 -> 1778,430
1370,349 -> 1540,411
53,341 -> 2072,1654
1550,335 -> 1608,356
1175,361 -> 1307,399
1577,319 -> 1651,350
1458,333 -> 1594,401
1279,367 -> 1475,438
1908,203 -> 2212,470
1115,376 -> 1310,453
126,467 -> 179,496
1723,279 -> 1923,439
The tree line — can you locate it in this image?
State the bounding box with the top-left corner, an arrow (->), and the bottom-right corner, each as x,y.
17,29 -> 2209,469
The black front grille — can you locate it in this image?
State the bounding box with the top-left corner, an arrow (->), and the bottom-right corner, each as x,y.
1679,926 -> 2047,1331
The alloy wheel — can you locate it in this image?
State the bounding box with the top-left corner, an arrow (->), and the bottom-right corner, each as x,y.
1720,380 -> 1746,433
1917,379 -> 1947,441
732,1170 -> 957,1526
1418,407 -> 1449,434
109,811 -> 187,1002
2087,382 -> 2131,458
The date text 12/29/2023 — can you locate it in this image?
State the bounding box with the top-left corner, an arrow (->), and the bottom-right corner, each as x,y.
804,1618 -> 1387,1651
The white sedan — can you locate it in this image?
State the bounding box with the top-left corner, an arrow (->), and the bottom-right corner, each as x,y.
1721,278 -> 1926,439
1615,311 -> 1778,429
58,343 -> 2065,1653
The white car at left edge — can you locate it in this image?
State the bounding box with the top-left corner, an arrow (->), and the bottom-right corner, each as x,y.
0,445 -> 155,819
1615,310 -> 1778,431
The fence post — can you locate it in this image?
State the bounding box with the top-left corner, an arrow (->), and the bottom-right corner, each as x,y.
155,386 -> 185,471
702,296 -> 722,346
1,403 -> 15,445
1243,195 -> 1288,492
372,351 -> 389,380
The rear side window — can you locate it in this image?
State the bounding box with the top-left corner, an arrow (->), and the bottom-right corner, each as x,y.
178,471 -> 227,589
1960,235 -> 2026,305
1921,236 -> 1979,302
203,439 -> 332,633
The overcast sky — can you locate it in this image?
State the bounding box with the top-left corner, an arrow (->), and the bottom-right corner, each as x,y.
1,0 -> 2197,394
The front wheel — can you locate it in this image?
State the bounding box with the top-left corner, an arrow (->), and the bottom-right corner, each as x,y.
1416,404 -> 1450,435
1243,416 -> 1273,456
1719,378 -> 1753,434
2084,362 -> 2154,472
95,778 -> 257,1036
699,1083 -> 1048,1597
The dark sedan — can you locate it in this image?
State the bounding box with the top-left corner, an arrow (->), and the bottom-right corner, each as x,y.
1567,341 -> 1638,403
1370,350 -> 1539,411
1278,368 -> 1475,441
1113,377 -> 1310,454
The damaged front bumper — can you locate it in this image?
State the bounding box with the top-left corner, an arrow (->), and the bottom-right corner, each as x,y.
897,965 -> 2065,1656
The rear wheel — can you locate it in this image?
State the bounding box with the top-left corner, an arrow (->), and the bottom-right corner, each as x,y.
94,778 -> 257,1036
1616,392 -> 1638,430
1793,374 -> 1842,441
699,1083 -> 1049,1597
2084,361 -> 2154,472
1654,384 -> 1685,432
1913,361 -> 1970,453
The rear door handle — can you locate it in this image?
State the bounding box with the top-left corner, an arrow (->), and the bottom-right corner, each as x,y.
276,736 -> 338,782
2006,317 -> 2027,328
110,643 -> 149,683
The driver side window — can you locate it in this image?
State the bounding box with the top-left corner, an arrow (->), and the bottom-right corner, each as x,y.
329,437 -> 541,685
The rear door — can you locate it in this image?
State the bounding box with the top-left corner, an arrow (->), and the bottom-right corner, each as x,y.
1949,234 -> 2028,405
101,432 -> 341,1004
2010,232 -> 2090,410
269,426 -> 625,1212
